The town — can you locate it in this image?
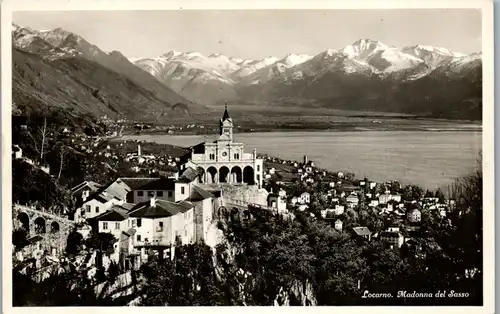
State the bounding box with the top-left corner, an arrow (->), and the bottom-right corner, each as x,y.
11,106 -> 472,306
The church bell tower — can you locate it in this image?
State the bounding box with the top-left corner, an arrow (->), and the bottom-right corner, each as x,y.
219,102 -> 233,142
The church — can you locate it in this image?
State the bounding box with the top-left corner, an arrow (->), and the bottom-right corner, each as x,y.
180,105 -> 264,188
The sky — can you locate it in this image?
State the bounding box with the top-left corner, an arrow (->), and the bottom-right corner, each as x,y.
13,9 -> 482,60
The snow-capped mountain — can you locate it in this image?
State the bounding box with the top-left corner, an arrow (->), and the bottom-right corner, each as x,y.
239,53 -> 313,85
12,23 -> 481,119
340,39 -> 424,73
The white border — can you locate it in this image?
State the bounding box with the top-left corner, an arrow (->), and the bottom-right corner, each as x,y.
1,1 -> 494,314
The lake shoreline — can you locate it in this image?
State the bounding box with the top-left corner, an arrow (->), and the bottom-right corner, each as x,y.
116,130 -> 482,190
122,126 -> 482,137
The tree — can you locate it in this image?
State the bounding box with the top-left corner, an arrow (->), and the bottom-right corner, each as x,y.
12,229 -> 30,251
424,190 -> 434,198
27,117 -> 48,164
66,228 -> 84,255
85,232 -> 117,255
435,189 -> 445,203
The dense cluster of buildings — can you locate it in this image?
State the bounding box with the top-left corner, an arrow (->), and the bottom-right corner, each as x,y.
262,153 -> 451,251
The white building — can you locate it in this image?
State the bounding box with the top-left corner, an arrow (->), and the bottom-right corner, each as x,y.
179,105 -> 264,187
298,192 -> 311,204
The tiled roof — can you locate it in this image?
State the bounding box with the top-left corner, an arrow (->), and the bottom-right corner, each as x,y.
179,167 -> 199,183
117,178 -> 158,190
70,181 -> 102,195
93,208 -> 128,221
128,199 -> 194,218
136,177 -> 176,191
190,185 -> 214,201
352,226 -> 372,236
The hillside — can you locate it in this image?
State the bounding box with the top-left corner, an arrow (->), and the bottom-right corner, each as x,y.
12,25 -> 200,118
12,48 -> 193,125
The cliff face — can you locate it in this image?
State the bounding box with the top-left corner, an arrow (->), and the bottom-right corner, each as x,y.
214,222 -> 318,306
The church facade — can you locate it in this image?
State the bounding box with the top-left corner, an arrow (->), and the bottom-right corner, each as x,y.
180,106 -> 264,188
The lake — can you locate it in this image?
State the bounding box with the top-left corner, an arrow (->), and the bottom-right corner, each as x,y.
121,131 -> 482,190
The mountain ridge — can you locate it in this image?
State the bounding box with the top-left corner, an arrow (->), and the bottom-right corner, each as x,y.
12,24 -> 482,121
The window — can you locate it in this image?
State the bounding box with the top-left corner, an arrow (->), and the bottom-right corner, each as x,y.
209,153 -> 215,160
137,218 -> 142,227
168,191 -> 173,198
103,222 -> 108,230
86,205 -> 91,213
157,191 -> 163,197
181,187 -> 185,194
115,222 -> 120,230
145,238 -> 149,242
137,234 -> 141,242
95,206 -> 100,213
158,221 -> 164,231
234,153 -> 239,159
138,191 -> 144,197
257,175 -> 260,182
148,191 -> 155,197
257,165 -> 260,171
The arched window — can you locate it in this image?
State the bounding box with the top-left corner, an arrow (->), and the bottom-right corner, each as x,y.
234,153 -> 240,159
209,153 -> 215,160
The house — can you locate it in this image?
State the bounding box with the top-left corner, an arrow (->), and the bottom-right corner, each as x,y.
407,208 -> 422,223
268,193 -> 287,213
298,192 -> 310,204
334,219 -> 343,232
93,204 -> 132,243
120,168 -> 199,204
346,194 -> 359,207
378,192 -> 402,204
380,230 -> 404,248
126,197 -> 196,264
278,189 -> 287,198
369,182 -> 377,190
291,197 -> 298,205
74,180 -> 131,221
269,168 -> 276,175
71,181 -> 103,204
352,227 -> 372,241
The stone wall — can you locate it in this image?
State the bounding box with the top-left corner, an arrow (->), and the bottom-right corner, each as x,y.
203,184 -> 268,206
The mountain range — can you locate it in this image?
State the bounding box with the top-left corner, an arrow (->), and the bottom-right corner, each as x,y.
12,24 -> 482,122
12,24 -> 198,126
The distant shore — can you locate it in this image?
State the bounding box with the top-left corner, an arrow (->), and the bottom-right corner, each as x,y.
122,123 -> 482,137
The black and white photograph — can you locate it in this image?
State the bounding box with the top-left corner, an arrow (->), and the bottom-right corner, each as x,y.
2,0 -> 494,310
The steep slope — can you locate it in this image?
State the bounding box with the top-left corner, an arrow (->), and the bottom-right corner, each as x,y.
13,25 -> 197,112
12,48 -> 190,125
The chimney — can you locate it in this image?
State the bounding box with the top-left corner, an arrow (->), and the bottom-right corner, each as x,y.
138,144 -> 141,157
150,196 -> 156,207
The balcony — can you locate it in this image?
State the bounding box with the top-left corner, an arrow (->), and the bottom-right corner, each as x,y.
134,236 -> 172,248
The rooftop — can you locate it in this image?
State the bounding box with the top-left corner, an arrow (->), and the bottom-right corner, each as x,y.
92,208 -> 129,222
128,199 -> 194,218
352,226 -> 372,236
